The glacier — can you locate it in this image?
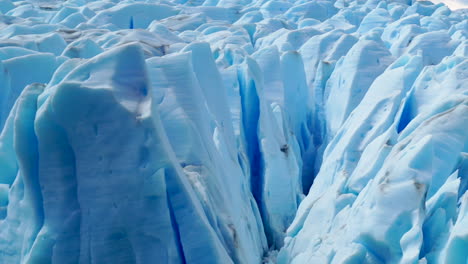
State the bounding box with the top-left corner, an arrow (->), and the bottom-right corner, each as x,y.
0,0 -> 466,263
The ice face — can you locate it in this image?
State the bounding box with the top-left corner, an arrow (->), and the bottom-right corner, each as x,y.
0,0 -> 466,263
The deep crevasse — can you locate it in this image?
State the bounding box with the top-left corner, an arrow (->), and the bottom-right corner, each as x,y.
0,0 -> 466,263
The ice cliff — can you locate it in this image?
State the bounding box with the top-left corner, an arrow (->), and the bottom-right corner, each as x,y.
0,0 -> 466,263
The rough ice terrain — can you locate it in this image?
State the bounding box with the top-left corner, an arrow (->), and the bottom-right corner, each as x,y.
0,0 -> 466,263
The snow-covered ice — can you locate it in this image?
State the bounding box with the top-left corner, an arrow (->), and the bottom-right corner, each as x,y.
0,0 -> 466,263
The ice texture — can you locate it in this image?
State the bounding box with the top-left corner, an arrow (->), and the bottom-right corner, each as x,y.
0,0 -> 466,263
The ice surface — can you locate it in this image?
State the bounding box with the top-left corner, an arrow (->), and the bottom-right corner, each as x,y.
0,0 -> 466,263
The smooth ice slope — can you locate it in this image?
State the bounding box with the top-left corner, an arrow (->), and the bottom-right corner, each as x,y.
0,0 -> 466,263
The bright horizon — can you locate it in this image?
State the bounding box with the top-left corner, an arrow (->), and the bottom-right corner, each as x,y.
427,0 -> 468,9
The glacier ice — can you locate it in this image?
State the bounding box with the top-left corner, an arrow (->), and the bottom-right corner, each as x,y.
0,0 -> 466,263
